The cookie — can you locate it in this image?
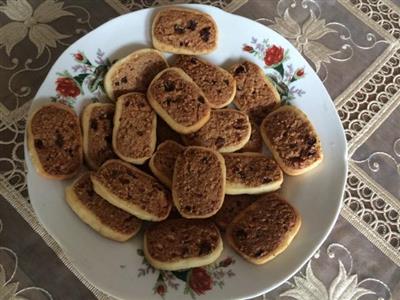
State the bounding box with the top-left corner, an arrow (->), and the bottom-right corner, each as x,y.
182,109 -> 251,153
213,195 -> 255,231
231,61 -> 280,124
223,152 -> 283,195
147,67 -> 211,134
91,159 -> 171,221
260,105 -> 323,175
174,55 -> 235,108
239,120 -> 263,152
144,218 -> 223,270
152,8 -> 218,55
172,146 -> 225,218
104,48 -> 168,100
226,193 -> 301,265
82,103 -> 115,170
149,140 -> 185,188
65,172 -> 142,242
112,92 -> 157,164
27,103 -> 82,179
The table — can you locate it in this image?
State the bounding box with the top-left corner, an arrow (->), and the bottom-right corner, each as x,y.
0,0 -> 399,299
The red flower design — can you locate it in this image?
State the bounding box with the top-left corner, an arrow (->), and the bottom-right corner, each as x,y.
219,257 -> 233,267
189,268 -> 212,295
156,284 -> 166,296
264,45 -> 284,66
296,68 -> 305,77
243,45 -> 254,52
56,77 -> 80,98
74,52 -> 84,61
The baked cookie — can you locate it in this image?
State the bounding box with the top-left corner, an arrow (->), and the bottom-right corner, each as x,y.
113,92 -> 157,164
65,172 -> 142,242
174,55 -> 235,108
260,105 -> 323,175
152,8 -> 218,55
182,109 -> 251,153
226,193 -> 301,265
82,103 -> 115,170
172,146 -> 225,218
147,67 -> 210,134
239,120 -> 263,152
223,152 -> 283,195
27,103 -> 82,179
149,140 -> 185,188
104,48 -> 168,100
144,218 -> 223,270
213,195 -> 255,231
91,159 -> 171,221
231,61 -> 280,124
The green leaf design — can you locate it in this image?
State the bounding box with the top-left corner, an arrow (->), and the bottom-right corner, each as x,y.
172,270 -> 189,282
73,73 -> 89,87
137,249 -> 144,256
273,63 -> 284,77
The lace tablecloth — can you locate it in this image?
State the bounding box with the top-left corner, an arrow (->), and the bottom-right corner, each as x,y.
0,0 -> 399,299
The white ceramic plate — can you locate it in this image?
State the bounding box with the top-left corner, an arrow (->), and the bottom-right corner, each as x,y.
25,4 -> 347,300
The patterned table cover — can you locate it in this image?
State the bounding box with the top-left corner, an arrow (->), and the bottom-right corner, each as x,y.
0,0 -> 399,299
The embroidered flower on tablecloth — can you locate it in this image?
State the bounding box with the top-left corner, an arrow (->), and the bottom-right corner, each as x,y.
0,0 -> 73,57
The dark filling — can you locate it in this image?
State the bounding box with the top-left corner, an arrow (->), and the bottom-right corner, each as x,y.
115,93 -> 155,158
240,120 -> 262,152
92,161 -> 171,218
153,9 -> 217,51
183,110 -> 250,150
224,153 -> 281,187
213,195 -> 255,231
231,61 -> 278,124
175,55 -> 235,108
230,194 -> 297,258
148,69 -> 209,126
146,219 -> 220,262
87,105 -> 115,168
174,148 -> 224,216
73,173 -> 141,233
262,109 -> 322,169
111,52 -> 167,97
152,140 -> 184,181
30,105 -> 81,176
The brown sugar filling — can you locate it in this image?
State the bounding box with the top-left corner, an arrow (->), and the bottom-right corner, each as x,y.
111,52 -> 167,97
87,105 -> 115,168
92,161 -> 171,218
224,153 -> 282,187
230,194 -> 297,259
262,109 -> 322,169
149,69 -> 209,126
174,148 -> 224,216
213,195 -> 255,231
152,140 -> 184,180
115,93 -> 155,158
175,55 -> 234,107
153,10 -> 217,52
30,105 -> 81,176
146,219 -> 220,262
232,61 -> 278,124
73,173 -> 141,234
183,110 -> 250,150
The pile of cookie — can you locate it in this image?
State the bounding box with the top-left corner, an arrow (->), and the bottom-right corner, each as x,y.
27,7 -> 323,269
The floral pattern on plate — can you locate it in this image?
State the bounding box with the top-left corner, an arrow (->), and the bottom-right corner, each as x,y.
51,49 -> 110,106
242,37 -> 306,104
137,249 -> 235,299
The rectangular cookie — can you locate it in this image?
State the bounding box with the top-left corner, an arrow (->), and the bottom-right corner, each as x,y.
65,172 -> 142,242
260,105 -> 323,175
27,103 -> 82,179
223,152 -> 283,195
82,103 -> 115,170
152,8 -> 218,55
147,67 -> 210,134
113,92 -> 157,165
91,159 -> 171,221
